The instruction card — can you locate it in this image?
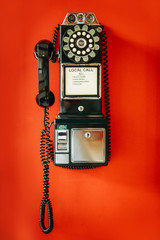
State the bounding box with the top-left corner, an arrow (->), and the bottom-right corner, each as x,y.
65,67 -> 98,95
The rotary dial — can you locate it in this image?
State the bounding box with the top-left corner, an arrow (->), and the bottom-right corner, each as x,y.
62,25 -> 100,63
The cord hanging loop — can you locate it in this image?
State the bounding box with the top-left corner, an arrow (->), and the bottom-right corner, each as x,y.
39,199 -> 53,234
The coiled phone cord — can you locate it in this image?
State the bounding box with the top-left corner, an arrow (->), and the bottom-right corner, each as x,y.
51,24 -> 60,63
102,26 -> 111,160
39,24 -> 60,233
39,108 -> 54,233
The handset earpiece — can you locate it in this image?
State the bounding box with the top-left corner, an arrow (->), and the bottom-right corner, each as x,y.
34,40 -> 55,107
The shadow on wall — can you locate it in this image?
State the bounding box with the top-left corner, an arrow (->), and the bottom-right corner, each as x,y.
101,25 -> 160,189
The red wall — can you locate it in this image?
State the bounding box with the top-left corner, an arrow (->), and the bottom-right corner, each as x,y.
0,1 -> 160,239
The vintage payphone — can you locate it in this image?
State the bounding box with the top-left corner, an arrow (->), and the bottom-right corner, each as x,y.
35,12 -> 111,233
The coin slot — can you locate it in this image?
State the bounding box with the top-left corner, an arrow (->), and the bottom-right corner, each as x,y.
86,13 -> 95,24
77,13 -> 85,23
67,14 -> 76,24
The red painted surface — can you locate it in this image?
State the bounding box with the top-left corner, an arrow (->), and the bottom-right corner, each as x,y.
0,1 -> 160,239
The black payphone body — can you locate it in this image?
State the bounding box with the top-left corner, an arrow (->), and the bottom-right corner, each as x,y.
35,12 -> 111,233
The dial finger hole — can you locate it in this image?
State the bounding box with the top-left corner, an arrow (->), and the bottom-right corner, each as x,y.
89,29 -> 95,36
89,39 -> 93,43
89,51 -> 96,58
83,56 -> 89,62
94,44 -> 100,50
74,25 -> 80,31
77,50 -> 81,55
73,34 -> 77,38
77,31 -> 81,36
63,37 -> 69,43
82,25 -> 88,31
70,43 -> 74,48
75,56 -> 81,62
67,29 -> 73,36
72,48 -> 77,52
70,38 -> 74,42
68,51 -> 74,58
82,31 -> 86,36
86,48 -> 90,52
89,44 -> 93,48
63,45 -> 69,51
93,36 -> 100,42
82,50 -> 86,55
86,34 -> 90,39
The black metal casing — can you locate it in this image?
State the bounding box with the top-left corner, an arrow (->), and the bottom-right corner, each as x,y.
54,12 -> 110,168
59,23 -> 103,116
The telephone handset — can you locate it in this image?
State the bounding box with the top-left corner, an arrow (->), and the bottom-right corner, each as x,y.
35,40 -> 55,107
34,12 -> 111,234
